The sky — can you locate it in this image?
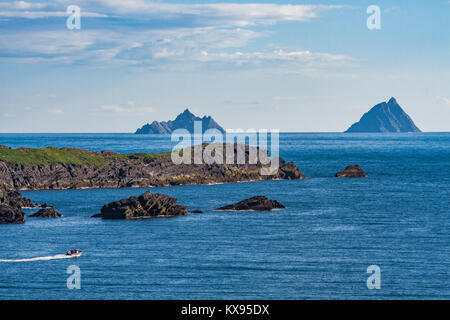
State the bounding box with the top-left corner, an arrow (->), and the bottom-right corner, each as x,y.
0,0 -> 449,132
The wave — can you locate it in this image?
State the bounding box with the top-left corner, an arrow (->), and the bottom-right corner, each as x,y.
0,254 -> 78,263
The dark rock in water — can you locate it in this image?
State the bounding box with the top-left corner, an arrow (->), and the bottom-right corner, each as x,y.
97,191 -> 188,219
278,161 -> 306,180
0,185 -> 34,224
30,207 -> 62,218
135,108 -> 225,134
190,210 -> 203,214
345,97 -> 421,133
335,165 -> 367,178
91,213 -> 102,218
39,203 -> 53,208
0,186 -> 35,208
0,204 -> 25,224
216,196 -> 285,212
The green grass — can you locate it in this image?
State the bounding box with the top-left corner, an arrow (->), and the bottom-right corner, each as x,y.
0,146 -> 171,166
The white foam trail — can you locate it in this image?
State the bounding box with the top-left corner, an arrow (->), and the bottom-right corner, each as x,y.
0,254 -> 78,263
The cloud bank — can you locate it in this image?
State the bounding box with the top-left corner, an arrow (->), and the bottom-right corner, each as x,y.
0,1 -> 353,73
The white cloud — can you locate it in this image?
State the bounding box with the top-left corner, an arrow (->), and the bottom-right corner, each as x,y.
196,49 -> 354,68
63,1 -> 339,26
48,108 -> 64,115
0,11 -> 106,19
0,1 -> 339,25
443,97 -> 450,106
0,27 -> 354,72
0,1 -> 106,18
100,104 -> 155,114
0,1 -> 48,10
0,1 -> 353,74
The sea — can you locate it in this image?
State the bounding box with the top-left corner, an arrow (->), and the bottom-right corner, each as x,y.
0,133 -> 448,299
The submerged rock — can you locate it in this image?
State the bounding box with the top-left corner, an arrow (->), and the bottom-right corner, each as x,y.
97,191 -> 188,219
0,204 -> 25,224
189,210 -> 203,214
335,165 -> 367,178
29,207 -> 62,218
216,196 -> 285,212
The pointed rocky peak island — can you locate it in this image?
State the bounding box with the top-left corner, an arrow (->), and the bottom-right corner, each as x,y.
345,98 -> 421,133
135,108 -> 225,134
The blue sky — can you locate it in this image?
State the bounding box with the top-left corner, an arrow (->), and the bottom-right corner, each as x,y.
0,0 -> 449,132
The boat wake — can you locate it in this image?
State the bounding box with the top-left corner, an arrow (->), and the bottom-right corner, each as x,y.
0,254 -> 78,263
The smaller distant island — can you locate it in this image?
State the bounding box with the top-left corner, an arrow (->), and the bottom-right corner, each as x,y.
345,97 -> 421,133
135,108 -> 225,134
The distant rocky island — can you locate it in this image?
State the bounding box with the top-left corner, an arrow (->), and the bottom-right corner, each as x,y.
345,98 -> 421,133
135,108 -> 225,134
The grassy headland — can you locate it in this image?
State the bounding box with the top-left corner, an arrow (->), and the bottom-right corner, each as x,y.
0,146 -> 170,166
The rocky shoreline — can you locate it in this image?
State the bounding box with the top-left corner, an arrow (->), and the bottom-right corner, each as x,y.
0,144 -> 305,191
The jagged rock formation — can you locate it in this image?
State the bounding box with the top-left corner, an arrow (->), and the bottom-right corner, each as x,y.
0,204 -> 25,224
345,98 -> 421,133
29,207 -> 62,218
0,144 -> 305,191
136,108 -> 225,134
0,186 -> 35,224
216,196 -> 285,211
0,188 -> 35,208
335,165 -> 367,178
95,191 -> 188,219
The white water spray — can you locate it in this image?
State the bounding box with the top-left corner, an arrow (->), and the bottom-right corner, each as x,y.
0,254 -> 80,263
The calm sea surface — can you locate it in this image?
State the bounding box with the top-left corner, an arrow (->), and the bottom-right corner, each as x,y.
0,133 -> 449,299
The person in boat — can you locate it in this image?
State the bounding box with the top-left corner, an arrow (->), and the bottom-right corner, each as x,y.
66,249 -> 79,256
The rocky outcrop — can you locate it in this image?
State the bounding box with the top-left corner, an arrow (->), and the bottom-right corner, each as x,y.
29,207 -> 62,218
0,187 -> 35,208
136,108 -> 226,134
0,204 -> 25,224
0,144 -> 305,191
346,97 -> 421,133
335,165 -> 367,178
277,161 -> 305,180
96,191 -> 188,219
0,185 -> 35,224
216,196 -> 285,211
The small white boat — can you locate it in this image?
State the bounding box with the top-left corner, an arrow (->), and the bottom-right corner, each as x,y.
65,250 -> 83,258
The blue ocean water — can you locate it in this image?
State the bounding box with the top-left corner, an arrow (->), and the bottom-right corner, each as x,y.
0,133 -> 449,299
